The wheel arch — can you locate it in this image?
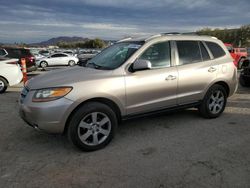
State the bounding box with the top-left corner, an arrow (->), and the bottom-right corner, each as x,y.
63,97 -> 122,134
0,76 -> 9,84
209,81 -> 230,97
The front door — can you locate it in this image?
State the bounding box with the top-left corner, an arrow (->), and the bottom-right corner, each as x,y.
125,41 -> 178,115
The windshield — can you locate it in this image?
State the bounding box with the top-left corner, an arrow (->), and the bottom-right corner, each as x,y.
86,42 -> 144,70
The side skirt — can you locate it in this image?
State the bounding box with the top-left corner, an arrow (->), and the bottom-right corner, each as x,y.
122,102 -> 201,121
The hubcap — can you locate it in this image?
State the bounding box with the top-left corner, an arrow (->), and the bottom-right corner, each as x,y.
208,90 -> 225,114
41,62 -> 47,68
0,80 -> 4,91
69,61 -> 75,66
78,112 -> 111,146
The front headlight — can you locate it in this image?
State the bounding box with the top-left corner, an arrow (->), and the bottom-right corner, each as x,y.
32,87 -> 72,102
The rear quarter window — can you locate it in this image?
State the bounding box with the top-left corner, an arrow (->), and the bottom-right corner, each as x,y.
205,42 -> 226,59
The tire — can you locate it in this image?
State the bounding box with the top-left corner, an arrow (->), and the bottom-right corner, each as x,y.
199,84 -> 227,119
40,61 -> 48,68
239,75 -> 250,87
0,77 -> 8,94
239,75 -> 246,87
68,60 -> 76,67
67,102 -> 118,151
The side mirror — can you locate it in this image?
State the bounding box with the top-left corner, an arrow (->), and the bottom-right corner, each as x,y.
132,59 -> 152,71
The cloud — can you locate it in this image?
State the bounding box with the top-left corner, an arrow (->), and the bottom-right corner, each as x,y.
0,0 -> 249,43
81,23 -> 137,31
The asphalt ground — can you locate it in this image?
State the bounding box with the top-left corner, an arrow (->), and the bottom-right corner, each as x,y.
0,67 -> 249,188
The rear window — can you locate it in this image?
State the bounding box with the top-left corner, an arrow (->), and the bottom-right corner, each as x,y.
240,49 -> 247,52
205,42 -> 226,59
20,49 -> 32,56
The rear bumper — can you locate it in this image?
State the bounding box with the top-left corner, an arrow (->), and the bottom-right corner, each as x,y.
27,65 -> 37,72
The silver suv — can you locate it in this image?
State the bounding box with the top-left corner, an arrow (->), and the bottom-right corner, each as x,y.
19,34 -> 238,151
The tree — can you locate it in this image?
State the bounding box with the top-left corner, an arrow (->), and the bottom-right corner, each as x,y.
196,25 -> 250,47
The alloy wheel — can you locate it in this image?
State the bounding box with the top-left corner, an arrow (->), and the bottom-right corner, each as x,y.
77,112 -> 111,146
0,80 -> 5,92
208,90 -> 225,114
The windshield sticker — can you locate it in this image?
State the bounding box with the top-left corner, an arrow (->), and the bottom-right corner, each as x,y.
127,44 -> 141,49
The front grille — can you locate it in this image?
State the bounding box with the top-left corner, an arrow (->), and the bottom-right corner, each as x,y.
20,87 -> 29,103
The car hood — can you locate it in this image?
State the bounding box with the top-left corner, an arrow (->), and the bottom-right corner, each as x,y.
27,66 -> 114,90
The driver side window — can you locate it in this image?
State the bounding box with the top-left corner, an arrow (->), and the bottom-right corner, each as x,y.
139,41 -> 171,68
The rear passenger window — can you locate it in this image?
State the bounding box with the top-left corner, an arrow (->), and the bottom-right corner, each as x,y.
199,42 -> 211,61
205,42 -> 226,59
176,41 -> 202,65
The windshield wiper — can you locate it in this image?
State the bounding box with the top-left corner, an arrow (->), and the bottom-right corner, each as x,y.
86,62 -> 111,70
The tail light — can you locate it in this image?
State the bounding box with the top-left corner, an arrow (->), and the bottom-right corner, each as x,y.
27,56 -> 35,62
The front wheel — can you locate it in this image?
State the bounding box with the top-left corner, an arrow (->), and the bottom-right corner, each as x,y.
40,61 -> 48,68
199,85 -> 227,119
67,102 -> 118,151
0,77 -> 8,94
68,60 -> 76,67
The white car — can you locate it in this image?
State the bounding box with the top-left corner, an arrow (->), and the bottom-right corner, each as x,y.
36,53 -> 79,68
0,58 -> 23,93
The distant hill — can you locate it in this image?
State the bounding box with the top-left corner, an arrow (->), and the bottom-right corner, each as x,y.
30,36 -> 89,47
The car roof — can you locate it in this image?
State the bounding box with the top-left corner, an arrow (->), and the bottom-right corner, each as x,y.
51,52 -> 69,55
118,33 -> 220,43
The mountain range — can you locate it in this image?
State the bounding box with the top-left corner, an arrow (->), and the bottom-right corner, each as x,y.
30,36 -> 89,46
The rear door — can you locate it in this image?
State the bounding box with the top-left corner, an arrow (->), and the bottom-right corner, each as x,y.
175,40 -> 217,104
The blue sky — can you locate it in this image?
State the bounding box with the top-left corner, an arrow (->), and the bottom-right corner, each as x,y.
1,0 -> 249,43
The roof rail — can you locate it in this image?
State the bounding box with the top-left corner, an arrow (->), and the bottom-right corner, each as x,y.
145,34 -> 162,41
117,37 -> 133,43
161,32 -> 198,35
161,32 -> 181,35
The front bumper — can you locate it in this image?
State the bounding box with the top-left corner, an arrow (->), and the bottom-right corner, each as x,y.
19,89 -> 74,134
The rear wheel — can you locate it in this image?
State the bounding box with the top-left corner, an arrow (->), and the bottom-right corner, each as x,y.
0,77 -> 8,94
67,102 -> 118,151
199,85 -> 227,118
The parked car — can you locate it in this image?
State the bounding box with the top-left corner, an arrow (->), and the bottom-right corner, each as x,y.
224,43 -> 248,68
62,50 -> 75,56
32,53 -> 44,60
36,53 -> 79,68
239,59 -> 250,87
39,50 -> 50,57
0,58 -> 23,93
77,51 -> 97,66
19,34 -> 237,151
0,47 -> 37,72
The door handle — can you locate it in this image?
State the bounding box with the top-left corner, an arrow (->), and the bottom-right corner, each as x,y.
208,67 -> 217,73
165,75 -> 177,81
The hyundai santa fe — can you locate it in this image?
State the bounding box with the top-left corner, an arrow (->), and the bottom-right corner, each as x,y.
19,34 -> 238,151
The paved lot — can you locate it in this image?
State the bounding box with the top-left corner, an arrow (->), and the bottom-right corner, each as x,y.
0,70 -> 250,188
